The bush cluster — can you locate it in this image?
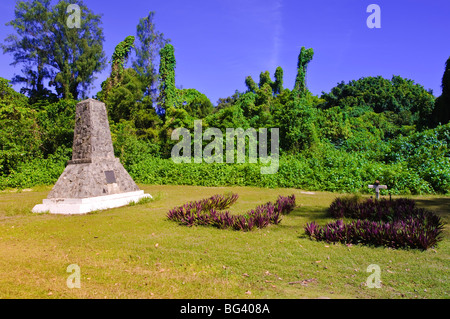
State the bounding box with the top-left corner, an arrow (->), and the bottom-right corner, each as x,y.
125,145 -> 448,195
167,193 -> 296,231
305,196 -> 445,250
3,144 -> 447,195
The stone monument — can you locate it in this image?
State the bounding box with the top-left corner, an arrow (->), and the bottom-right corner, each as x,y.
32,98 -> 151,214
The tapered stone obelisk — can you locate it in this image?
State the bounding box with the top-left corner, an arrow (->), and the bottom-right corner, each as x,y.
32,98 -> 151,214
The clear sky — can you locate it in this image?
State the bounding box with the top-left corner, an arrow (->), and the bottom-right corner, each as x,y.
1,0 -> 449,105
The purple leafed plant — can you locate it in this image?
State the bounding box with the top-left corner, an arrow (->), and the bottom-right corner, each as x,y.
275,194 -> 296,215
305,196 -> 445,250
167,193 -> 296,231
328,196 -> 418,222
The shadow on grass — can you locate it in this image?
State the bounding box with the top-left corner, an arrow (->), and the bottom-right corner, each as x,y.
415,198 -> 450,236
1,205 -> 34,217
291,206 -> 330,223
414,198 -> 450,216
287,206 -> 332,239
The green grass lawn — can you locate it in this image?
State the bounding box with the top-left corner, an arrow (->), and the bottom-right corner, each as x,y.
0,184 -> 448,299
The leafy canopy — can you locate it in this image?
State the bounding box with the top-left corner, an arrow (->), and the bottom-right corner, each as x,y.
2,0 -> 106,100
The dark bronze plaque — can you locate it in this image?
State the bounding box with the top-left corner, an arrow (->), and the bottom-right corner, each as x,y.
105,170 -> 116,184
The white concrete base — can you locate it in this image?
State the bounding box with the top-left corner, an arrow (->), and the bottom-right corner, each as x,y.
32,190 -> 152,215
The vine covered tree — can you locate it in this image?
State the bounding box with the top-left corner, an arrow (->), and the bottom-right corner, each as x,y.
272,47 -> 318,152
98,35 -> 135,101
95,35 -> 161,133
273,66 -> 284,95
245,76 -> 258,93
158,43 -> 176,112
111,36 -> 135,80
2,0 -> 106,100
293,46 -> 314,99
259,71 -> 273,89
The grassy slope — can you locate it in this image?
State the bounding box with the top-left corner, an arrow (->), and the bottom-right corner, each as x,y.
0,184 -> 448,299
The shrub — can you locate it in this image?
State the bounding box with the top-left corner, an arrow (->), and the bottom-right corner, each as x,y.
0,147 -> 69,189
167,193 -> 296,231
305,212 -> 444,250
305,197 -> 445,250
274,194 -> 296,215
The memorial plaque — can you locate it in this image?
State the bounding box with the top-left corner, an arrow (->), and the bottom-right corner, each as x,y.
105,170 -> 116,184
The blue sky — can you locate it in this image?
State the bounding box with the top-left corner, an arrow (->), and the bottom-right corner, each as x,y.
1,0 -> 449,104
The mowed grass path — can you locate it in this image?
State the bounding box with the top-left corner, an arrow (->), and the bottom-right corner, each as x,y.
0,185 -> 448,299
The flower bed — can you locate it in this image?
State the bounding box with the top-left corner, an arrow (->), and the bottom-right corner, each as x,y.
167,193 -> 296,231
305,196 -> 444,250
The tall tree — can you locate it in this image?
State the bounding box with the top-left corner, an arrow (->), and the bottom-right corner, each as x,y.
2,0 -> 53,101
158,43 -> 176,112
49,0 -> 106,99
293,46 -> 314,99
259,71 -> 273,89
245,76 -> 258,93
3,0 -> 106,100
132,11 -> 169,103
273,66 -> 284,95
277,46 -> 317,152
432,57 -> 450,126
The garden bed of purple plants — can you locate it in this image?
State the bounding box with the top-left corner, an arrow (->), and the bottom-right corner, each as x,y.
167,193 -> 296,231
304,197 -> 445,250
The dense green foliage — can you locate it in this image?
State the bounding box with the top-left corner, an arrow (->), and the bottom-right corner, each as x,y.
318,76 -> 435,129
0,77 -> 75,189
1,4 -> 449,195
122,126 -> 449,195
